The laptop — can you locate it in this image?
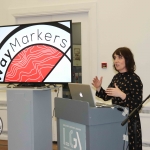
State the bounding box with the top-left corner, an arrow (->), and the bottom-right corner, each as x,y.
68,83 -> 115,108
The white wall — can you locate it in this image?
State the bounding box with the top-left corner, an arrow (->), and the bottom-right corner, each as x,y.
0,0 -> 150,148
97,0 -> 150,100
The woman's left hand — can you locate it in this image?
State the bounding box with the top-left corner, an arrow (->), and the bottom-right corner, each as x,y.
105,83 -> 125,99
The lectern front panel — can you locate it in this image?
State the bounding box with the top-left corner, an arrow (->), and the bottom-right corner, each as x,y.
59,119 -> 86,150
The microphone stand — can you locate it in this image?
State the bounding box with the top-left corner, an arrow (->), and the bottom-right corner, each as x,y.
121,94 -> 150,150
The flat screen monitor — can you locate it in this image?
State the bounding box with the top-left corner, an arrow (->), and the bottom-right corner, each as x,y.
0,20 -> 73,87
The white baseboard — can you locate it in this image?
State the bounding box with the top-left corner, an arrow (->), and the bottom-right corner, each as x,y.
0,134 -> 8,140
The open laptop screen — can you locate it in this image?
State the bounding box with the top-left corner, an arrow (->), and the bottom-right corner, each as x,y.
68,83 -> 96,107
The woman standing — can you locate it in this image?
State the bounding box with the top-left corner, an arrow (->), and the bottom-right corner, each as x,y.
92,47 -> 143,150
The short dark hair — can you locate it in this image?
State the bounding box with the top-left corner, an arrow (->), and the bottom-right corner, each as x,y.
112,47 -> 136,73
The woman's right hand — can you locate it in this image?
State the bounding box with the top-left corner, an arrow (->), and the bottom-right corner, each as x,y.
92,76 -> 103,92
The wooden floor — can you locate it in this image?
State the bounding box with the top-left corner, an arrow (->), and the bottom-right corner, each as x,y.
53,142 -> 58,150
0,140 -> 58,150
0,140 -> 8,150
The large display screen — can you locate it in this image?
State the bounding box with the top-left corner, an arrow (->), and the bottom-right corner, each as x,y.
0,20 -> 72,85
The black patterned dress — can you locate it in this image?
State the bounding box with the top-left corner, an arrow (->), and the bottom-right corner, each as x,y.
96,72 -> 143,150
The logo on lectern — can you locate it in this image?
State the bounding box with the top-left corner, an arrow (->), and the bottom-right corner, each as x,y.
0,117 -> 3,135
59,119 -> 86,150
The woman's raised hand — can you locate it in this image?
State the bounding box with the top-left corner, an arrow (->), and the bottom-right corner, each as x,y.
92,76 -> 103,92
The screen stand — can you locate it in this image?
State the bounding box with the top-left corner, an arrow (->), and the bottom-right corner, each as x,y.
16,83 -> 46,88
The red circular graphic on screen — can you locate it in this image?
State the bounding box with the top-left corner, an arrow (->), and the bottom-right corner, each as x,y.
5,45 -> 63,82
